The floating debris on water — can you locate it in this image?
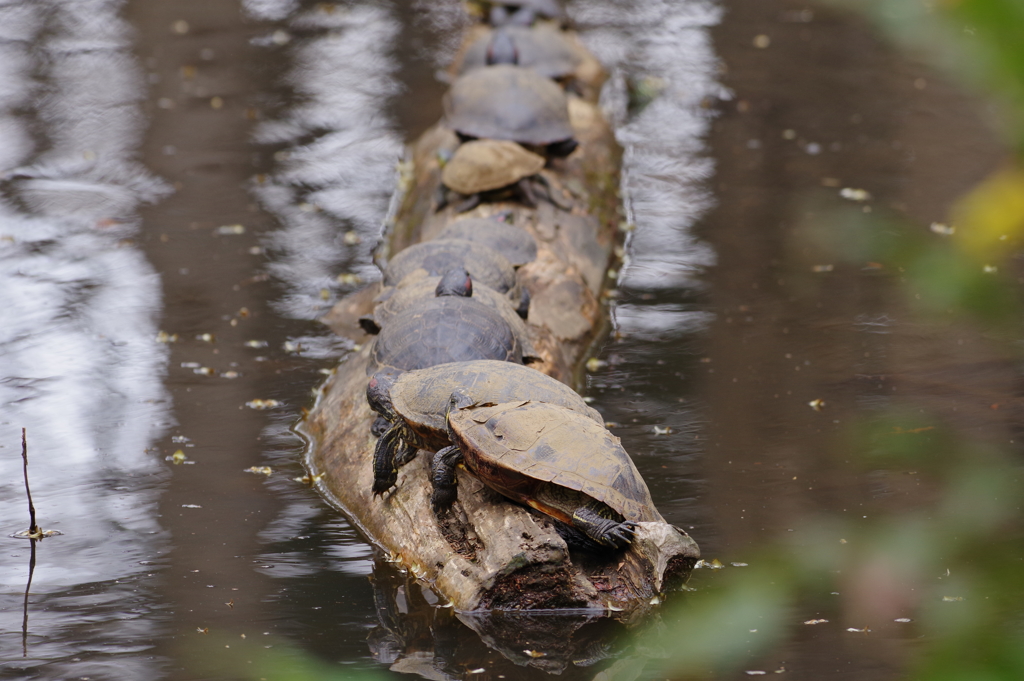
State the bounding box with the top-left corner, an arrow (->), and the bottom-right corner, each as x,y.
168,450 -> 188,464
930,222 -> 955,235
294,473 -> 325,486
156,331 -> 179,343
337,273 -> 362,285
246,399 -> 281,410
811,264 -> 833,273
245,466 -> 272,476
840,187 -> 871,201
586,357 -> 606,372
245,340 -> 268,348
197,333 -> 215,343
215,224 -> 246,235
809,398 -> 825,411
804,619 -> 829,625
942,596 -> 964,602
182,504 -> 202,509
523,650 -> 546,658
846,627 -> 871,633
653,425 -> 673,435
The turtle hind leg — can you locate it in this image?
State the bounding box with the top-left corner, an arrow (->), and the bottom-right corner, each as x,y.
571,505 -> 637,550
430,445 -> 464,511
372,425 -> 414,497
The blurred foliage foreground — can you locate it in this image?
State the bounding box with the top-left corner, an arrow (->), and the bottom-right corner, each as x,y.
654,1 -> 1024,679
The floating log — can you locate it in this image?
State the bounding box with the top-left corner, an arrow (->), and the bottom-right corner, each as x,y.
303,19 -> 698,613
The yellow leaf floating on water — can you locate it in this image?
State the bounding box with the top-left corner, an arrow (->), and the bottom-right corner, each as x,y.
245,466 -> 272,476
952,165 -> 1024,261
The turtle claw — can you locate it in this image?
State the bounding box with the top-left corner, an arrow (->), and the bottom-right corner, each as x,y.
603,520 -> 638,550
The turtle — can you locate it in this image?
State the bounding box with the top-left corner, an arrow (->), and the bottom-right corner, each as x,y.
444,64 -> 577,158
481,0 -> 563,24
360,269 -> 539,359
460,25 -> 581,82
438,139 -> 570,213
430,395 -> 659,550
367,294 -> 526,376
436,218 -> 537,267
367,360 -> 601,496
381,238 -> 526,313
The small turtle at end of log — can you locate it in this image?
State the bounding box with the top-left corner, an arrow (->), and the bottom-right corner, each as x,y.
381,237 -> 526,315
431,395 -> 659,551
437,139 -> 569,213
460,25 -> 581,83
367,359 -> 602,495
436,218 -> 537,267
445,64 -> 577,158
476,0 -> 563,25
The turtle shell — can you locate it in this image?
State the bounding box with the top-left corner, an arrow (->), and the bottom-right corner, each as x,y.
487,0 -> 562,20
460,25 -> 580,80
441,140 -> 545,195
382,239 -> 518,299
450,401 -> 659,524
445,65 -> 573,145
370,274 -> 538,358
390,360 -> 602,449
369,296 -> 523,374
437,218 -> 537,267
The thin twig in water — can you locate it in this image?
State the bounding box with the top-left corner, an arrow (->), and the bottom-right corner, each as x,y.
22,537 -> 36,657
21,428 -> 39,536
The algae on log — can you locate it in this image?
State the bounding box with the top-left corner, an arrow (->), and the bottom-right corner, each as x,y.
305,43 -> 699,612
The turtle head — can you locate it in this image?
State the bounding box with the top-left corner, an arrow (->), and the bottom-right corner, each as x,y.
486,28 -> 519,65
435,267 -> 473,298
444,388 -> 475,438
366,368 -> 402,421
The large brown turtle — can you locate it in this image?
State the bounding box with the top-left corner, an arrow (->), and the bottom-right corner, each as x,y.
431,395 -> 660,550
445,65 -> 577,158
438,139 -> 569,213
460,25 -> 581,81
367,360 -> 601,495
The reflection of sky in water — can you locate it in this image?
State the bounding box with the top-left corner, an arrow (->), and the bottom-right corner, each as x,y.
248,2 -> 404,321
0,1 -> 169,676
245,0 -> 405,585
575,0 -> 722,333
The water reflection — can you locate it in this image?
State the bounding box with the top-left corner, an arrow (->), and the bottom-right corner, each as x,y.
249,2 -> 405,321
0,0 -> 170,677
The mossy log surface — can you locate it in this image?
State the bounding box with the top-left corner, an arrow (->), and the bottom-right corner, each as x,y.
304,28 -> 699,613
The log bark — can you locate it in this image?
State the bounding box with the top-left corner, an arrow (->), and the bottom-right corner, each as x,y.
302,24 -> 699,613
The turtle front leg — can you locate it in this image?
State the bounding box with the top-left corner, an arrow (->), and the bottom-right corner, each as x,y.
571,505 -> 637,550
430,445 -> 464,511
372,424 -> 414,497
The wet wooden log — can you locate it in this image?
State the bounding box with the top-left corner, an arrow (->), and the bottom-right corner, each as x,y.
303,24 -> 699,613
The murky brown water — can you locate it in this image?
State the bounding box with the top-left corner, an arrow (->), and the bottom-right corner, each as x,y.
0,0 -> 1013,679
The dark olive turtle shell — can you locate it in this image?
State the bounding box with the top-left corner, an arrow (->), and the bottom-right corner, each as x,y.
444,65 -> 573,145
368,297 -> 523,374
488,0 -> 562,20
390,360 -> 601,449
382,239 -> 518,299
460,25 -> 580,80
436,219 -> 537,267
370,274 -> 538,358
449,401 -> 660,524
